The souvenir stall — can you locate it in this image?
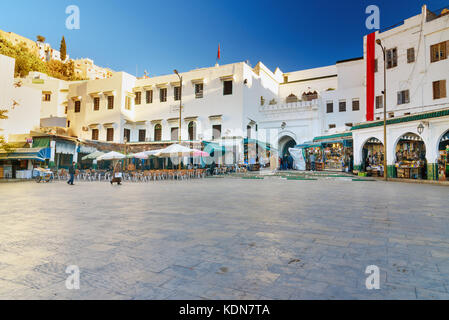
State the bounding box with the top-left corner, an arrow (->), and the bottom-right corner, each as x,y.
395,134 -> 426,180
362,138 -> 384,177
438,132 -> 449,181
322,142 -> 344,171
302,144 -> 324,171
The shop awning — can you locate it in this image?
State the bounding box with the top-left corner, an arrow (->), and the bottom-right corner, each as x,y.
296,143 -> 323,149
202,141 -> 226,154
0,148 -> 50,162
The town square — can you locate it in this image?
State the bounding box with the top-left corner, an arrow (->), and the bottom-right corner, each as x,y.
1,0 -> 449,302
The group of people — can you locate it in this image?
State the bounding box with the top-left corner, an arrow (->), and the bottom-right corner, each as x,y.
280,153 -> 294,170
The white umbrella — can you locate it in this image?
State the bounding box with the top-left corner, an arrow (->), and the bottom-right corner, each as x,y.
145,149 -> 164,157
97,151 -> 126,161
82,151 -> 105,161
154,144 -> 195,158
129,152 -> 149,160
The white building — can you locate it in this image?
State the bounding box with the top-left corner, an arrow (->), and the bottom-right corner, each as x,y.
0,54 -> 41,143
352,4 -> 449,180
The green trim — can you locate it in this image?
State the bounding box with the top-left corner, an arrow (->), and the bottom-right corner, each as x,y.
313,132 -> 352,142
351,109 -> 449,131
387,165 -> 397,178
427,163 -> 438,181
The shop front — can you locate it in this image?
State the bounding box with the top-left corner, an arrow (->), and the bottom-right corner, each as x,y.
438,130 -> 449,181
395,133 -> 427,180
312,132 -> 353,173
361,138 -> 384,177
0,147 -> 50,179
296,143 -> 324,171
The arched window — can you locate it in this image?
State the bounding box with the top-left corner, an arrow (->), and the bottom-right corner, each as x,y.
188,122 -> 196,141
154,124 -> 162,141
286,94 -> 298,103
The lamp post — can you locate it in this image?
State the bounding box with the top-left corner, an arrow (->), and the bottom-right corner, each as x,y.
376,39 -> 388,181
174,70 -> 183,170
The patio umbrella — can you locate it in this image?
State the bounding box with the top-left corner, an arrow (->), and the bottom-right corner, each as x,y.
97,151 -> 126,161
192,149 -> 210,157
82,151 -> 105,161
154,144 -> 195,158
128,152 -> 149,160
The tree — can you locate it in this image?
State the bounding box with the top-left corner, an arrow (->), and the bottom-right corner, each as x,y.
36,35 -> 46,43
0,109 -> 13,152
60,36 -> 67,62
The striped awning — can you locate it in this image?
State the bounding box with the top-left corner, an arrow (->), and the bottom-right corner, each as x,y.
0,147 -> 50,162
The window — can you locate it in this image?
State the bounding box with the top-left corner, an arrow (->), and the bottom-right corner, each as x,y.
75,100 -> 81,113
431,41 -> 447,63
135,92 -> 141,105
329,124 -> 336,129
154,124 -> 162,141
283,76 -> 289,83
213,125 -> 222,140
386,48 -> 398,69
352,99 -> 360,111
326,102 -> 333,113
139,129 -> 146,142
433,80 -> 447,99
195,83 -> 204,99
223,80 -> 233,95
125,96 -> 132,110
188,122 -> 196,141
376,95 -> 383,109
160,88 -> 167,102
124,129 -> 131,142
107,95 -> 114,109
171,127 -> 179,141
174,86 -> 181,101
106,128 -> 114,142
339,100 -> 346,112
67,120 -> 70,127
345,123 -> 353,128
374,59 -> 378,73
93,97 -> 100,111
65,106 -> 67,114
43,93 -> 51,102
397,90 -> 410,105
91,129 -> 99,141
389,112 -> 395,118
407,48 -> 415,63
247,125 -> 252,139
146,90 -> 153,104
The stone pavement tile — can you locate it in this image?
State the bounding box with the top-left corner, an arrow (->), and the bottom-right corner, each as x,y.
0,279 -> 32,298
382,284 -> 417,300
122,282 -> 175,300
160,277 -> 216,298
165,290 -> 207,300
415,288 -> 449,300
201,287 -> 259,300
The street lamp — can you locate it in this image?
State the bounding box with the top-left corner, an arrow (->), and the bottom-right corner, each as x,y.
174,69 -> 183,170
417,123 -> 425,135
376,39 -> 388,181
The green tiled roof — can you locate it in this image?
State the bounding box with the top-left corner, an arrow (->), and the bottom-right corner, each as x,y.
351,109 -> 449,131
313,132 -> 352,142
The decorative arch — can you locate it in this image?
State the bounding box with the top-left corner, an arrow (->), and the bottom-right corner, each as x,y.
302,91 -> 318,101
286,94 -> 299,103
393,132 -> 426,163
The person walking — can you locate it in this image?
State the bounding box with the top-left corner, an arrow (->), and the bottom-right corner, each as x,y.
67,162 -> 76,185
310,153 -> 316,172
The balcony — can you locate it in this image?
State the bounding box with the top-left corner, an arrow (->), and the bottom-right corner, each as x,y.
259,99 -> 320,113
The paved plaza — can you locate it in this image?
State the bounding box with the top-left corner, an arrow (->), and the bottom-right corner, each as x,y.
1,176 -> 449,300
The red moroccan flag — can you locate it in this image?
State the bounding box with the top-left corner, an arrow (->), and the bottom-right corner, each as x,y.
366,32 -> 375,122
217,44 -> 221,61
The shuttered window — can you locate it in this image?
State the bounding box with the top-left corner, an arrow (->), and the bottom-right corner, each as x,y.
431,41 -> 447,63
326,102 -> 333,113
407,48 -> 415,63
386,48 -> 398,69
433,80 -> 447,99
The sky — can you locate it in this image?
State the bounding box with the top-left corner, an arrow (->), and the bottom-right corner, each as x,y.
1,0 -> 448,76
